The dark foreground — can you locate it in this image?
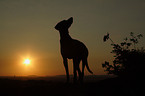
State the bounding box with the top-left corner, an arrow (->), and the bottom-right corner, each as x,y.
0,75 -> 144,96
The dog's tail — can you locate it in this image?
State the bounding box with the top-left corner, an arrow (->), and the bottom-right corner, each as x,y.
82,58 -> 93,74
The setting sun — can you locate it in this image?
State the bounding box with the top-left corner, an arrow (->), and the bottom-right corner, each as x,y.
23,59 -> 31,65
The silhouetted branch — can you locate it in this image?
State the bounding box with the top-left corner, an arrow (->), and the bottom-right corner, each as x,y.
102,32 -> 145,78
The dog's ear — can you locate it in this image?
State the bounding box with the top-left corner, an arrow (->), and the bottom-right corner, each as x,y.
67,17 -> 73,28
67,17 -> 73,24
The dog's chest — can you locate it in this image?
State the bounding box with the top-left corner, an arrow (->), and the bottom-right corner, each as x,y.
60,40 -> 73,51
60,39 -> 87,58
60,40 -> 78,57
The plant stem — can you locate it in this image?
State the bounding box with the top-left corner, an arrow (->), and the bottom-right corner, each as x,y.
109,38 -> 114,44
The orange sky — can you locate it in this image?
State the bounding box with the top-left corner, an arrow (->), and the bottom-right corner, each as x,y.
0,0 -> 145,76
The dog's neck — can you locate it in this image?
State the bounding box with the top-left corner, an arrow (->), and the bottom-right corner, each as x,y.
59,30 -> 72,40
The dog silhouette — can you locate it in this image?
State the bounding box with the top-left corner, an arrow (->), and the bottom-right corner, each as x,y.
55,17 -> 93,83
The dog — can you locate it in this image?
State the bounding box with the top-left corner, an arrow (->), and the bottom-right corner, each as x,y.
55,17 -> 93,83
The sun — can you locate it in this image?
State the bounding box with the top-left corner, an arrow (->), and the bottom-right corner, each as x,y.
23,59 -> 31,65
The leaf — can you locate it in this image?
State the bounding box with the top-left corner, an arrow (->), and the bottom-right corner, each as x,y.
137,34 -> 143,39
111,44 -> 115,46
109,65 -> 113,68
102,64 -> 106,68
121,42 -> 126,46
106,67 -> 110,71
105,61 -> 109,66
127,43 -> 131,46
130,38 -> 135,42
130,32 -> 134,36
113,60 -> 116,64
124,37 -> 128,41
103,33 -> 109,42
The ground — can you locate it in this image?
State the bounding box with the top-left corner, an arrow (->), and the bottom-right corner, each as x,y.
0,75 -> 144,96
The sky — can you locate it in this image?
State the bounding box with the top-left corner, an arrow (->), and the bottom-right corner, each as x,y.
0,0 -> 145,76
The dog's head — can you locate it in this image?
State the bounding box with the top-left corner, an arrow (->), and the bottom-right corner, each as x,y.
55,17 -> 73,31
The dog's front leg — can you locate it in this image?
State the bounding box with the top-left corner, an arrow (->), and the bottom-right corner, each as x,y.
63,57 -> 69,83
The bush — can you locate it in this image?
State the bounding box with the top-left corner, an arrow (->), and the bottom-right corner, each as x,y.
102,32 -> 145,78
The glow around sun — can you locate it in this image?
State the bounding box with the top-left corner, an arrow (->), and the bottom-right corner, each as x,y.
23,59 -> 31,65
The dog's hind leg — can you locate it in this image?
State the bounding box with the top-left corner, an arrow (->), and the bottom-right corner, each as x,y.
73,58 -> 81,83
